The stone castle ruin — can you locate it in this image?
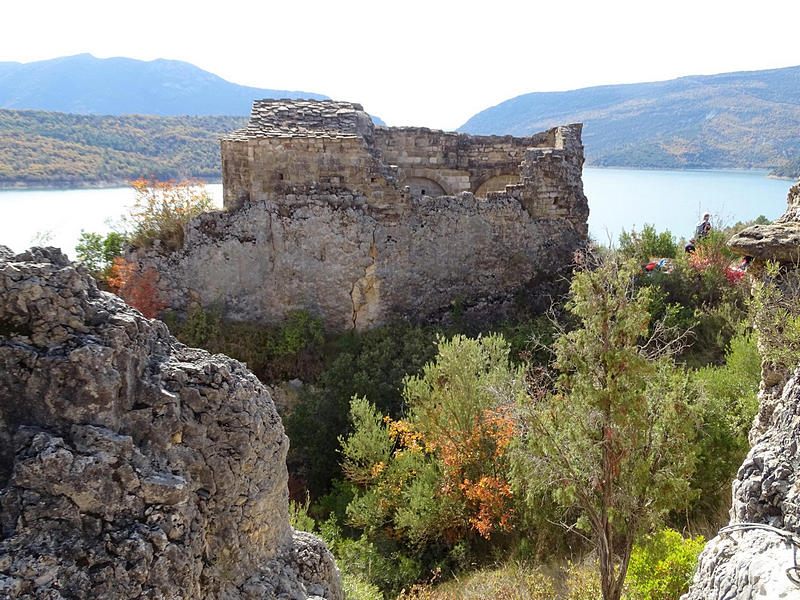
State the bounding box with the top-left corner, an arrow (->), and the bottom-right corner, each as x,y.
138,100 -> 589,330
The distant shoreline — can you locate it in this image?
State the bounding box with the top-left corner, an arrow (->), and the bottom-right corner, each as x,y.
0,177 -> 223,191
585,164 -> 798,181
585,164 -> 774,175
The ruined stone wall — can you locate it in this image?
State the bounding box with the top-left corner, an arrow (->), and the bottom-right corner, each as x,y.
373,127 -> 553,196
517,124 -> 590,235
143,99 -> 589,331
136,190 -> 584,331
222,136 -> 402,212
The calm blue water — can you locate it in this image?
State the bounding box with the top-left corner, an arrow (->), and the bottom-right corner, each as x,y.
0,184 -> 223,259
0,171 -> 794,258
584,167 -> 793,244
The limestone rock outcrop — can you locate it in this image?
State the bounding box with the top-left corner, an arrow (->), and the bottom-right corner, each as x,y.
684,370 -> 800,599
728,183 -> 800,264
0,246 -> 342,599
684,184 -> 800,599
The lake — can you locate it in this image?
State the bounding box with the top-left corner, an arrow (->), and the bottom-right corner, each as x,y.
0,169 -> 794,258
583,167 -> 793,245
0,184 -> 224,259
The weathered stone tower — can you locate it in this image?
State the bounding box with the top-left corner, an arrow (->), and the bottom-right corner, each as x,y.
138,99 -> 590,330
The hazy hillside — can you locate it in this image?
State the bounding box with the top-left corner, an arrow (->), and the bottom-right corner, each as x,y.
0,109 -> 247,186
460,66 -> 800,177
0,54 -> 327,116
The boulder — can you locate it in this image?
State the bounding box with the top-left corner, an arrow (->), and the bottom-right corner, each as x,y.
729,182 -> 800,264
0,247 -> 342,599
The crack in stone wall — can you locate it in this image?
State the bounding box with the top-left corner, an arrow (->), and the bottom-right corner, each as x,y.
350,229 -> 380,329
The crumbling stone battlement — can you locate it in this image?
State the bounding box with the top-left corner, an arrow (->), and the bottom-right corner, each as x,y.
221,99 -> 588,234
225,100 -> 373,140
140,100 -> 589,330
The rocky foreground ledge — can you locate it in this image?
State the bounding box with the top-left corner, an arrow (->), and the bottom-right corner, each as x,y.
684,182 -> 800,599
0,246 -> 342,599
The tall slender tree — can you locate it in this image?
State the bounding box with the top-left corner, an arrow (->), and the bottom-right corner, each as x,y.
514,257 -> 699,600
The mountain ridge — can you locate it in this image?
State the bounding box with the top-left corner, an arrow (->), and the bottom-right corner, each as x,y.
459,65 -> 800,177
0,53 -> 329,116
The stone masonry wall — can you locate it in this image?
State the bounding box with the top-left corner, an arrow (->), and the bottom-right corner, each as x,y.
373,127 -> 554,196
141,99 -> 589,331
136,190 -> 584,331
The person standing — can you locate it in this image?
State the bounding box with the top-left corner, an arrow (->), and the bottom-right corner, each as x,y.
695,213 -> 712,238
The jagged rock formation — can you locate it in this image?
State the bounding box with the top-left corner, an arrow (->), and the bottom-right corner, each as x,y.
684,183 -> 800,599
728,182 -> 800,265
136,100 -> 589,331
730,182 -> 800,441
0,247 -> 342,599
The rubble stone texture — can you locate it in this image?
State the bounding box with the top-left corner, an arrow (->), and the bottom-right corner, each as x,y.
0,247 -> 342,600
137,100 -> 589,330
684,183 -> 800,599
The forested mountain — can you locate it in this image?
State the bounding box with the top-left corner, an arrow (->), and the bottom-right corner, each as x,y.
0,109 -> 247,186
460,65 -> 800,177
0,54 -> 327,116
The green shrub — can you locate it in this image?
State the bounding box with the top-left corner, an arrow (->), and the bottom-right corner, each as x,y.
289,493 -> 316,534
286,501 -> 401,600
75,230 -> 127,281
625,529 -> 705,600
164,308 -> 324,383
751,260 -> 800,371
494,314 -> 559,367
286,322 -> 439,496
128,178 -> 214,250
343,574 -> 384,600
619,224 -> 678,263
691,332 -> 761,519
638,242 -> 749,367
167,304 -> 222,347
341,334 -> 523,549
336,536 -> 424,598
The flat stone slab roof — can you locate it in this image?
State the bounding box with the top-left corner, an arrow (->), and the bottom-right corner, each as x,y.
224,99 -> 368,140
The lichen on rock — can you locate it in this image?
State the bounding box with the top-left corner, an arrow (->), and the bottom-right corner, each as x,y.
0,246 -> 341,599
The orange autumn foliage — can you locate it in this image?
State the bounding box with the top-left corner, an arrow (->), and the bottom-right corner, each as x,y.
107,257 -> 167,319
385,406 -> 517,539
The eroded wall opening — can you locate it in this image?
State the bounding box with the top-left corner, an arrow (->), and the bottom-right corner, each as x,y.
475,174 -> 520,197
404,177 -> 446,198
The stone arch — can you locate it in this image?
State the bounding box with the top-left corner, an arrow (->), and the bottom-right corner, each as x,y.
404,177 -> 446,198
474,172 -> 521,197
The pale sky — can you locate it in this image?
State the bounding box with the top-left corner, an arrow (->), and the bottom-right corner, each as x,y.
3,0 -> 800,130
